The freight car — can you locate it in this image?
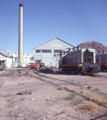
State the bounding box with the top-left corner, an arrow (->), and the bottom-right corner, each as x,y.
59,48 -> 100,75
96,53 -> 107,71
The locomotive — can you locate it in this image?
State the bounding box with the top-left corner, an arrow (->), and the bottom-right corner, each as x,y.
59,47 -> 100,75
96,52 -> 107,71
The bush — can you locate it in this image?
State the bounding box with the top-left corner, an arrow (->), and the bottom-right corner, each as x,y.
81,101 -> 98,115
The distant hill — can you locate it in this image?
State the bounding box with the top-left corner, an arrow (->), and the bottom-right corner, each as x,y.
78,41 -> 107,54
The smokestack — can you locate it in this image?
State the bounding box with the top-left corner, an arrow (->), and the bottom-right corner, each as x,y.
18,4 -> 23,67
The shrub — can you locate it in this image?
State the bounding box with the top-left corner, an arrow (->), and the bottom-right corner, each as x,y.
88,94 -> 107,105
65,93 -> 77,100
81,101 -> 98,115
87,85 -> 93,89
72,89 -> 77,92
58,86 -> 65,90
81,86 -> 86,89
95,88 -> 100,91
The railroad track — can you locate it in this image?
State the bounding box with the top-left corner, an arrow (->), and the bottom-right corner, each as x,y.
30,70 -> 82,87
0,68 -> 106,120
26,69 -> 107,120
31,70 -> 107,107
0,70 -> 14,87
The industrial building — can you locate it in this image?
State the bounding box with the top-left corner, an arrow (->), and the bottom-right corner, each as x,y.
0,50 -> 33,68
9,52 -> 34,67
0,52 -> 12,68
0,38 -> 74,68
33,38 -> 74,68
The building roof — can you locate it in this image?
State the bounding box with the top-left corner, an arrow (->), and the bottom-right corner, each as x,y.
0,52 -> 12,58
33,37 -> 75,50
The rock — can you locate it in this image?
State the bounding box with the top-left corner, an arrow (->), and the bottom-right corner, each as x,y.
15,106 -> 18,108
46,98 -> 50,101
19,114 -> 22,117
30,98 -> 34,100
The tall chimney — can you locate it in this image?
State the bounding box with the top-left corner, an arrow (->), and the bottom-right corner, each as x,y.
18,4 -> 23,67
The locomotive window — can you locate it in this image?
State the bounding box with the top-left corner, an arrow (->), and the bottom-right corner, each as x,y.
84,52 -> 93,63
87,57 -> 92,62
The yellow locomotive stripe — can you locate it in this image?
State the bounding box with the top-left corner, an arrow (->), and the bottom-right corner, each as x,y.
101,64 -> 107,67
59,64 -> 83,67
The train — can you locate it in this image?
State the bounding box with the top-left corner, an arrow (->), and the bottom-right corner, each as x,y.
96,52 -> 107,71
59,47 -> 100,75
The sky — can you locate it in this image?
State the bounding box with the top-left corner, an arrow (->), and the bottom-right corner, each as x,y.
0,0 -> 107,53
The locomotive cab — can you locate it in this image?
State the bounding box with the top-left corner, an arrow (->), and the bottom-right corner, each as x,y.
82,49 -> 100,74
83,49 -> 93,63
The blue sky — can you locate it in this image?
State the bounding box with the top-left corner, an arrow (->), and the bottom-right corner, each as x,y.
0,0 -> 107,53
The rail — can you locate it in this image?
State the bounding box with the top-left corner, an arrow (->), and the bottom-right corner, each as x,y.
27,69 -> 107,120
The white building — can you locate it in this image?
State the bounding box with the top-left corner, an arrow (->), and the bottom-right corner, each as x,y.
0,49 -> 34,68
9,52 -> 34,67
33,38 -> 74,68
0,52 -> 12,68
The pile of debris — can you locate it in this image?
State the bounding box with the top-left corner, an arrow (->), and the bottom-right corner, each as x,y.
38,63 -> 57,73
16,91 -> 32,95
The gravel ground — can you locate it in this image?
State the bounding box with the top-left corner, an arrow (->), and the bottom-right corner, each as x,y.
0,68 -> 107,120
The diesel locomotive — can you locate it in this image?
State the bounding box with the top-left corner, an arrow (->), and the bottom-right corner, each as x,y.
59,48 -> 100,75
96,52 -> 107,71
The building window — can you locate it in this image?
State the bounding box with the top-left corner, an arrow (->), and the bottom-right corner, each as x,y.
35,49 -> 41,53
35,60 -> 41,64
54,49 -> 62,53
15,57 -> 17,61
30,57 -> 34,61
42,49 -> 51,53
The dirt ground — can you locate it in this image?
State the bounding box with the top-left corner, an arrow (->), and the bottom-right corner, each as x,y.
0,68 -> 107,120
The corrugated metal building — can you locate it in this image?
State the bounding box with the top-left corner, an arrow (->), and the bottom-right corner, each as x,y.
33,38 -> 74,67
